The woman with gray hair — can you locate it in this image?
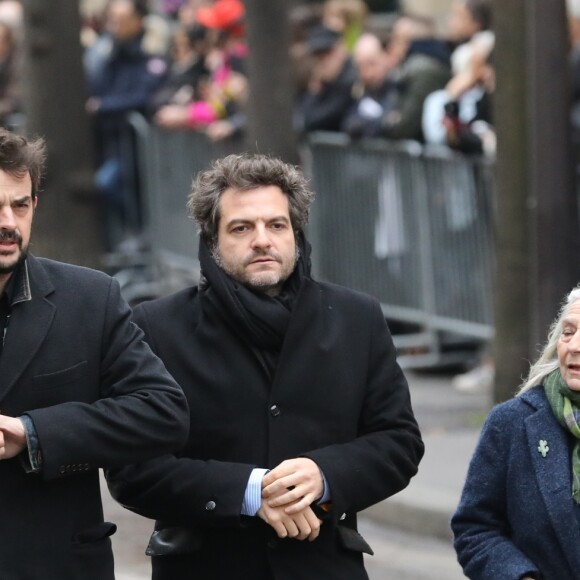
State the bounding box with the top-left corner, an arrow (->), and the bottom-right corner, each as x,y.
452,285 -> 580,580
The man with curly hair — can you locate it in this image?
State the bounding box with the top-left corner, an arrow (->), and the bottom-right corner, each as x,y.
109,153 -> 423,580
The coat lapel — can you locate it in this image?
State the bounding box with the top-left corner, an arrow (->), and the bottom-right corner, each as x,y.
0,257 -> 55,403
277,279 -> 325,357
525,401 -> 580,574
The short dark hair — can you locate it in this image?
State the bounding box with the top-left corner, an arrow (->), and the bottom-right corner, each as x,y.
187,153 -> 315,244
466,0 -> 492,31
0,128 -> 46,197
107,0 -> 148,19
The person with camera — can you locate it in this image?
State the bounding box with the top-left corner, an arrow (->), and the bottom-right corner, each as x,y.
441,40 -> 495,156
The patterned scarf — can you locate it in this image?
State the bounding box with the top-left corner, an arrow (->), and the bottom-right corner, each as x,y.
544,369 -> 580,504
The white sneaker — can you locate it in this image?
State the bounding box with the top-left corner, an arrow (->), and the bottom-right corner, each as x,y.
452,364 -> 494,394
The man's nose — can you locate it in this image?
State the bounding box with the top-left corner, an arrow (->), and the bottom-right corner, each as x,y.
0,206 -> 16,229
251,225 -> 271,248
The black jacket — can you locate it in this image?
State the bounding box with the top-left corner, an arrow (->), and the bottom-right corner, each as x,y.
109,268 -> 424,579
0,256 -> 189,580
296,58 -> 357,133
382,39 -> 451,142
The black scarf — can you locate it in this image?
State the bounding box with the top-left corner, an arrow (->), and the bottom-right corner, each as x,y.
198,232 -> 312,352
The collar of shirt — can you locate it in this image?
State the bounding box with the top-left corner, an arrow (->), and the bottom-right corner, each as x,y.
2,259 -> 32,306
0,259 -> 30,354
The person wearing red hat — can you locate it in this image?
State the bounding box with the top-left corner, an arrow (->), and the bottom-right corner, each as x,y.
196,0 -> 245,35
154,0 -> 248,140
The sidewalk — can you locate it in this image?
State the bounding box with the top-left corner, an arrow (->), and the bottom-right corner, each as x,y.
362,370 -> 491,540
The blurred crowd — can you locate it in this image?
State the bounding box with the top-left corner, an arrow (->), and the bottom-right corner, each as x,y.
0,0 -> 500,151
0,0 -> 578,249
79,0 -> 496,153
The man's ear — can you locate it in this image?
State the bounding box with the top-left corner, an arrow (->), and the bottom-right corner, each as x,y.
33,196 -> 38,209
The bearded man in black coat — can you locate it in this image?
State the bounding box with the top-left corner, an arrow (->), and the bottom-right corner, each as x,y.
0,128 -> 189,579
108,153 -> 424,580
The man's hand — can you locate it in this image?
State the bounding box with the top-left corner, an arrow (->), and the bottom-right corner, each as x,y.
262,458 -> 324,515
0,415 -> 26,459
257,501 -> 321,542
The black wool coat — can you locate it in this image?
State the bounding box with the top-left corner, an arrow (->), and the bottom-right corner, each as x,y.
0,256 -> 189,580
109,277 -> 424,580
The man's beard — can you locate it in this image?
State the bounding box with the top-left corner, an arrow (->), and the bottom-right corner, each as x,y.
211,244 -> 300,294
0,230 -> 27,275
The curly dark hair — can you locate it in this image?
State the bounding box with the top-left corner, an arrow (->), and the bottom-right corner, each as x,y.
0,128 -> 46,197
187,153 -> 315,244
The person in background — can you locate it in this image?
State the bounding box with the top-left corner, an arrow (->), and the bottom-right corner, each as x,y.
85,0 -> 168,251
422,0 -> 492,146
295,23 -> 357,133
342,32 -> 398,138
156,0 -> 186,20
288,3 -> 325,105
445,0 -> 492,63
452,285 -> 580,579
442,41 -> 495,156
381,14 -> 451,142
176,0 -> 210,28
107,153 -> 424,580
154,0 -> 248,142
148,24 -> 210,114
322,0 -> 368,53
0,19 -> 21,129
568,0 -> 580,148
0,128 -> 189,579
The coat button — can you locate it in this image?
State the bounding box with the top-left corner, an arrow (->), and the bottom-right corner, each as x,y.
205,501 -> 216,511
270,405 -> 281,417
340,513 -> 346,521
59,466 -> 66,474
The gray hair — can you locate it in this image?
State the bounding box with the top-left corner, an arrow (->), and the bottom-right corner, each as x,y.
187,153 -> 315,245
519,285 -> 580,393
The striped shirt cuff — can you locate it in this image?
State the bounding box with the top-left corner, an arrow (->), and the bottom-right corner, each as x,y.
241,468 -> 269,516
318,472 -> 331,504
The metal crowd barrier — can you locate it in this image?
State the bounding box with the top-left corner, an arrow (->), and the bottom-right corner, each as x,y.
307,132 -> 495,367
118,119 -> 495,367
115,114 -> 243,303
